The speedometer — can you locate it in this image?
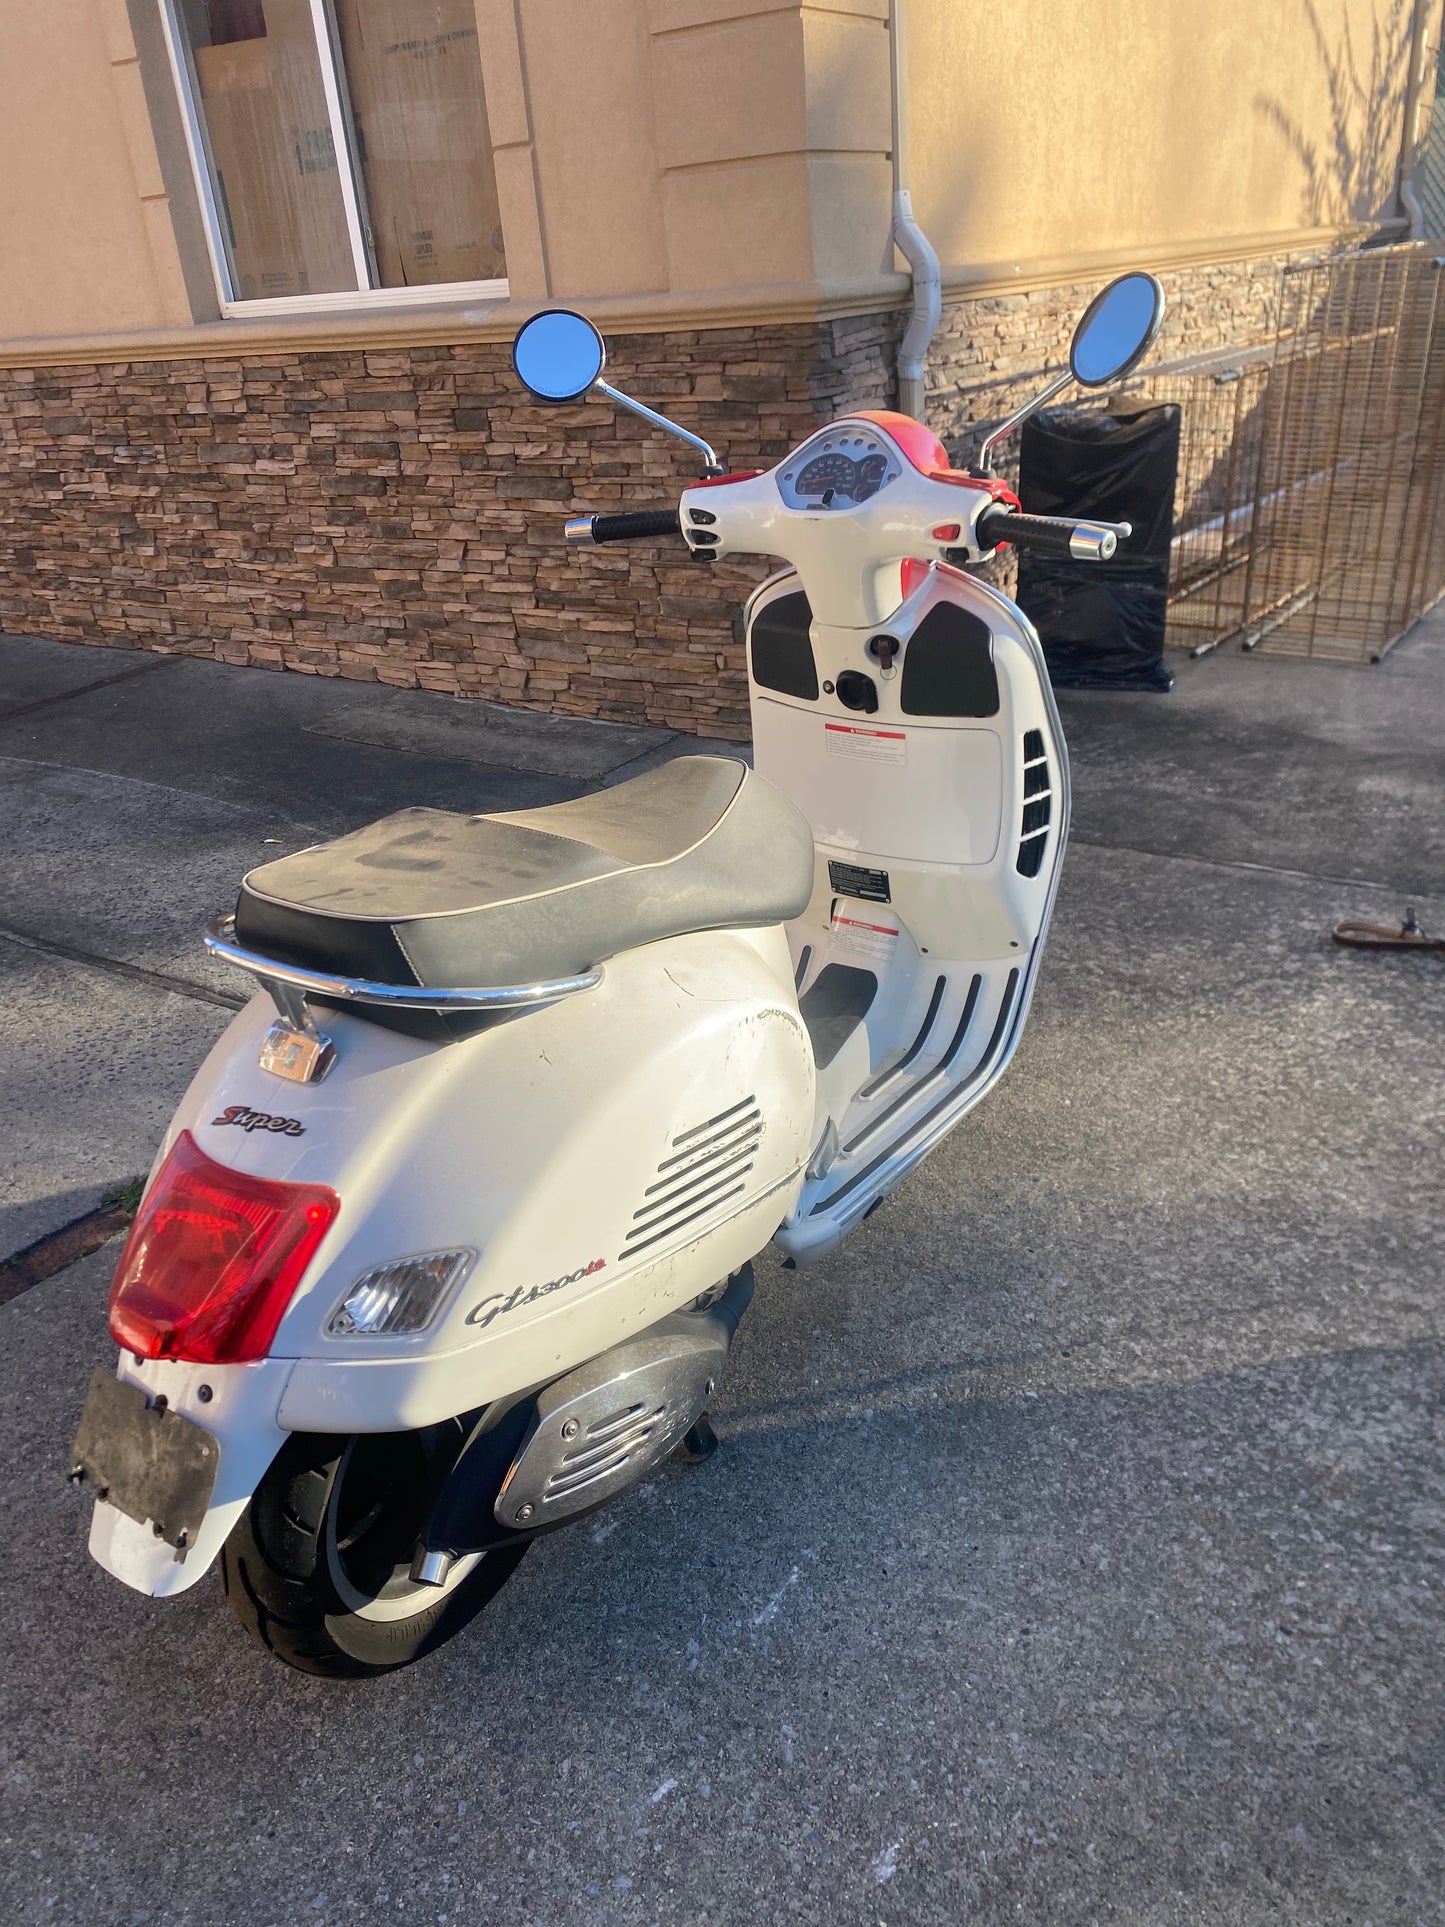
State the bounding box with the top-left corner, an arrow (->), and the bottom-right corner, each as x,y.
777,427 -> 902,511
795,452 -> 857,500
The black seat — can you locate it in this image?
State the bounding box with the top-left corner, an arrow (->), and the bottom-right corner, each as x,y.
235,757 -> 815,1020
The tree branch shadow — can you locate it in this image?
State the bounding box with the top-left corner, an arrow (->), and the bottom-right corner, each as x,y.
1256,0 -> 1413,226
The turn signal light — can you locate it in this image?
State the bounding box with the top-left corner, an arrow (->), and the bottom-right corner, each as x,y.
107,1131 -> 339,1364
326,1250 -> 475,1338
932,523 -> 962,541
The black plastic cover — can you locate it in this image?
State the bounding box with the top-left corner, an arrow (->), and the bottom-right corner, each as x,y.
901,601 -> 1000,716
750,589 -> 818,699
1017,402 -> 1181,692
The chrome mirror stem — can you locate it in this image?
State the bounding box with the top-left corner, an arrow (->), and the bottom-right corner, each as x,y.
595,380 -> 722,475
975,370 -> 1073,476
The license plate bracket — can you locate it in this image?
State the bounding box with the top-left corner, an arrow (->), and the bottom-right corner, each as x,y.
70,1370 -> 219,1553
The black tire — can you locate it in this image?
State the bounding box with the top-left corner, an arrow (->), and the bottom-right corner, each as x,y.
219,1425 -> 529,1679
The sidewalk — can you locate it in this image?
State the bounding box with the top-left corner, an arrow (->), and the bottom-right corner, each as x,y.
2,622 -> 1442,1927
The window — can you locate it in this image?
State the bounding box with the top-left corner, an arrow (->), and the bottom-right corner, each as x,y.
160,0 -> 507,312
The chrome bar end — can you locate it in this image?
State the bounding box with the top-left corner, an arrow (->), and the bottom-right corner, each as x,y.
1068,519 -> 1133,562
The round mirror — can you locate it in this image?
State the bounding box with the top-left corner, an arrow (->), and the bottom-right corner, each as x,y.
1069,273 -> 1165,387
512,309 -> 606,402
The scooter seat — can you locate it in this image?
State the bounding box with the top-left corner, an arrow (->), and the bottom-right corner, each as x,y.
234,756 -> 815,1014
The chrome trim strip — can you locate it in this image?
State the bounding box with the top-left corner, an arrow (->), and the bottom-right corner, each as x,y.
202,916 -> 603,1010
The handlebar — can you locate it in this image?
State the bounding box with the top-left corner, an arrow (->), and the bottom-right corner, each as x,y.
561,499 -> 1130,566
565,508 -> 683,546
975,504 -> 1131,562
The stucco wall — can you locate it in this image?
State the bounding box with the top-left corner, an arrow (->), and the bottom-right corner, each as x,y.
908,0 -> 1416,278
494,0 -> 893,301
1,0 -> 1417,353
0,0 -> 193,340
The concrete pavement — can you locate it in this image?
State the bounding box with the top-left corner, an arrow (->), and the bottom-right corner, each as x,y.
1,625 -> 1442,1926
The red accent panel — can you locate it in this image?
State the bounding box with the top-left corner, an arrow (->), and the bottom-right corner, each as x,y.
899,557 -> 932,600
840,412 -> 1021,511
686,469 -> 763,490
846,411 -> 950,474
108,1131 -> 340,1364
927,471 -> 1021,506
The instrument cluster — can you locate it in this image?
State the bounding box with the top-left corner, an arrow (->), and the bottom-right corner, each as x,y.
776,424 -> 904,511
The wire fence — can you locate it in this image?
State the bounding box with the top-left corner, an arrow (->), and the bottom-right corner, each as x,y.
1122,243 -> 1445,663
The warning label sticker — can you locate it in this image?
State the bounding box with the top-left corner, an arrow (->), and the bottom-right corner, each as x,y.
830,913 -> 899,966
824,723 -> 907,766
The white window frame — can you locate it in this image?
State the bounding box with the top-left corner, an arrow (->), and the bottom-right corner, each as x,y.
157,0 -> 509,317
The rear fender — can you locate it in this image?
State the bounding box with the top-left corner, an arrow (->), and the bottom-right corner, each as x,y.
86,1354 -> 293,1597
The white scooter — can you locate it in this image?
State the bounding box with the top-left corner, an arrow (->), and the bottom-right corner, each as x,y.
70,275 -> 1165,1675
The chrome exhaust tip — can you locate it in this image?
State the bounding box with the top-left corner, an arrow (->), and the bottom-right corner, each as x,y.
409,1547 -> 456,1588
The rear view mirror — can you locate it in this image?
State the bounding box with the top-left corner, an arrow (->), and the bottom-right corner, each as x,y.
512,309 -> 606,402
1069,273 -> 1166,387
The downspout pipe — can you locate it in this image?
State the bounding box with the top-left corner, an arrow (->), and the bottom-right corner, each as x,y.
889,0 -> 941,421
1398,0 -> 1436,240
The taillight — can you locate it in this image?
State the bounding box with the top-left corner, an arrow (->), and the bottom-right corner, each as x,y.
108,1130 -> 339,1364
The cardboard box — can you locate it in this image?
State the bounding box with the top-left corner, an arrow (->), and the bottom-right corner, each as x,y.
194,0 -> 354,299
334,0 -> 506,288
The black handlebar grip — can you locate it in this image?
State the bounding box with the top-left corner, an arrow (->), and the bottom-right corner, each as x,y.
974,506 -> 1128,561
586,508 -> 683,543
975,506 -> 1076,556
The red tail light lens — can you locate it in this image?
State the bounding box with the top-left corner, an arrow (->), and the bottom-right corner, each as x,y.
108,1130 -> 340,1364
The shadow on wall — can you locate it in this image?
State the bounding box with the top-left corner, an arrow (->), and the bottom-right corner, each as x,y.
1256,0 -> 1414,227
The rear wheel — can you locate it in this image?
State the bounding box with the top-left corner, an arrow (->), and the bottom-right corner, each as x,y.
220,1424 -> 529,1678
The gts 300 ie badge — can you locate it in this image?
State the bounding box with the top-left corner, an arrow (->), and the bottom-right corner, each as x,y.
466,1258 -> 606,1329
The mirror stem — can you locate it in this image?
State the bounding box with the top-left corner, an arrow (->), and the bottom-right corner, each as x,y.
595,380 -> 722,475
975,371 -> 1072,476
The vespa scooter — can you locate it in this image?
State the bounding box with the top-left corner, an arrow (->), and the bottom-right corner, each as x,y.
69,274 -> 1165,1674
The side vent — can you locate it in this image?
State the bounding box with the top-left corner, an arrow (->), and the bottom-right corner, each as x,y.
1017,728 -> 1052,878
624,1096 -> 762,1259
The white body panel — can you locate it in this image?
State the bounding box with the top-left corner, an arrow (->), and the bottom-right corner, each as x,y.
749,563 -> 1070,1263
92,924 -> 813,1595
757,707 -> 1004,866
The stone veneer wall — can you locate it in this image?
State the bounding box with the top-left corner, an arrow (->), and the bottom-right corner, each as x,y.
0,315 -> 896,740
925,250 -> 1298,467
0,250 -> 1299,735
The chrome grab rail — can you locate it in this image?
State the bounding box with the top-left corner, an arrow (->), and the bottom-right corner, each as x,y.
202,915 -> 603,1011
